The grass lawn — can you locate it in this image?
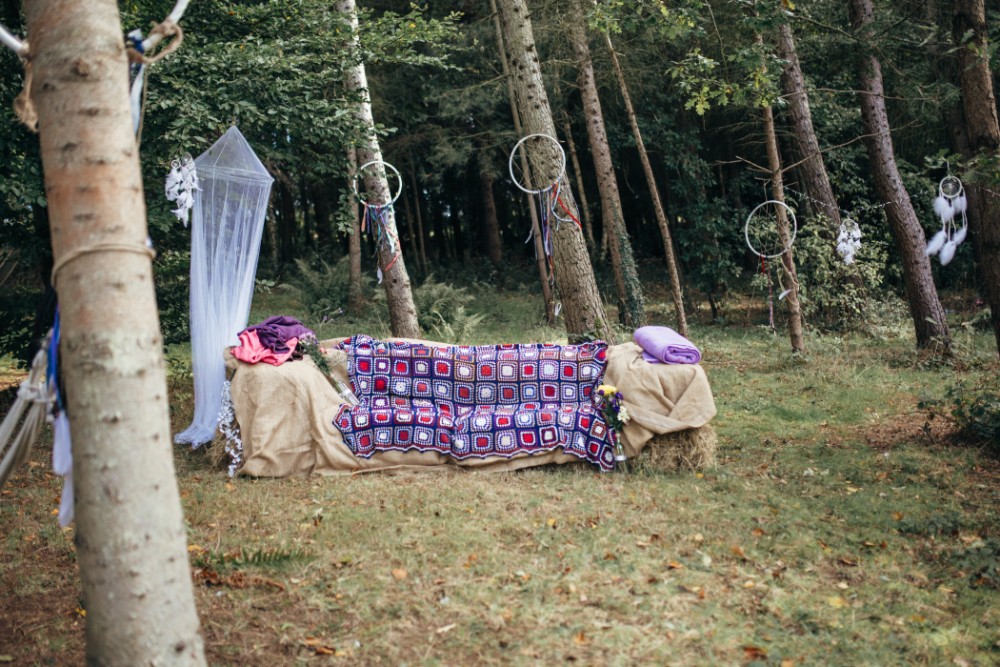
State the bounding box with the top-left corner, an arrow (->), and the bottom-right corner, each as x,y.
2,283 -> 999,666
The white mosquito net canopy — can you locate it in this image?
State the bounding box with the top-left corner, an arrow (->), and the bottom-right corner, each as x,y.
174,126 -> 273,446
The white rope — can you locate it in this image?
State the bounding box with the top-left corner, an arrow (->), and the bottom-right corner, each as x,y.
0,22 -> 26,57
0,344 -> 51,491
141,0 -> 191,53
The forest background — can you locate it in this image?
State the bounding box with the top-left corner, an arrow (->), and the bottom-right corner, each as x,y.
0,0 -> 997,354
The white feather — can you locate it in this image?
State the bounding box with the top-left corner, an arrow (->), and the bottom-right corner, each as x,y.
952,195 -> 967,214
939,240 -> 956,266
925,229 -> 947,256
933,195 -> 952,221
952,226 -> 967,246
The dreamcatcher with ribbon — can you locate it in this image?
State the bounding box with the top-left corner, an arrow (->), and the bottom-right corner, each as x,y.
745,199 -> 798,331
354,159 -> 403,285
508,134 -> 583,317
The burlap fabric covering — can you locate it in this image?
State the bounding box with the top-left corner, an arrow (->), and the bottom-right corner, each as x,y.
221,339 -> 717,476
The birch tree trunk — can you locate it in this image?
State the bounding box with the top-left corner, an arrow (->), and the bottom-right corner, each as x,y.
777,22 -> 842,230
495,0 -> 613,342
339,0 -> 419,337
850,0 -> 951,350
490,0 -> 555,325
568,0 -> 645,330
953,0 -> 1000,355
22,0 -> 206,663
561,114 -> 596,251
604,30 -> 688,336
347,146 -> 365,315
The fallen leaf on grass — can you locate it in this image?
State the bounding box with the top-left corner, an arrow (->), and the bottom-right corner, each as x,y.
730,545 -> 747,559
667,560 -> 683,570
302,637 -> 336,655
573,631 -> 589,645
391,568 -> 408,581
892,511 -> 904,521
780,660 -> 796,667
743,645 -> 768,660
752,527 -> 766,536
826,596 -> 848,608
436,623 -> 457,635
838,556 -> 859,567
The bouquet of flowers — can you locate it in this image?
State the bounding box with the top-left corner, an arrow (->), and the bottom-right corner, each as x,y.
596,384 -> 630,463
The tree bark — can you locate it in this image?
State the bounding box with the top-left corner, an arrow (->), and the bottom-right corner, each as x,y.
490,0 -> 555,324
954,0 -> 1000,355
850,0 -> 950,349
23,0 -> 206,663
347,146 -> 365,315
763,102 -> 806,353
604,30 -> 688,335
561,114 -> 596,251
568,0 -> 645,330
339,0 -> 419,337
777,22 -> 842,230
407,153 -> 429,274
496,0 -> 613,342
478,150 -> 504,268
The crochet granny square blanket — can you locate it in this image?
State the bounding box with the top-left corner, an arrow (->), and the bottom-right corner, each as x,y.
333,335 -> 619,470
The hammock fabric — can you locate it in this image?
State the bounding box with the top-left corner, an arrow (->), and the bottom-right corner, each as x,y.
333,335 -> 619,470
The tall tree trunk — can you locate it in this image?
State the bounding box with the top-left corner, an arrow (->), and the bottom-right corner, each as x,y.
23,0 -> 206,663
568,0 -> 645,330
490,0 -> 555,324
478,150 -> 504,268
561,114 -> 596,251
347,146 -> 365,315
954,0 -> 1000,355
407,153 -> 429,274
339,0 -> 419,337
763,102 -> 806,353
496,0 -> 613,342
777,22 -> 842,230
604,30 -> 688,335
850,0 -> 950,350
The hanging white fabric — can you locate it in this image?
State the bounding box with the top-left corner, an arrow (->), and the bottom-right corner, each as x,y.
174,126 -> 273,446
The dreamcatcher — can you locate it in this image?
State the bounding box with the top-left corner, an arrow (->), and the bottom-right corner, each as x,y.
745,199 -> 798,330
165,153 -> 199,226
508,134 -> 583,317
354,159 -> 403,285
926,174 -> 968,266
836,217 -> 862,265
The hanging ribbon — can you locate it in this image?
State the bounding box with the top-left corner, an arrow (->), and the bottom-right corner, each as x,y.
362,203 -> 401,284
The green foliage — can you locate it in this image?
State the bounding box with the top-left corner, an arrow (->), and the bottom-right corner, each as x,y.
409,276 -> 485,343
948,538 -> 1000,589
793,220 -> 889,332
194,546 -> 314,572
286,256 -> 371,319
154,250 -> 191,346
921,379 -> 1000,456
0,287 -> 39,368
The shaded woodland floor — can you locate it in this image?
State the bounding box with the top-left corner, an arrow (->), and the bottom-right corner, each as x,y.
2,285 -> 999,666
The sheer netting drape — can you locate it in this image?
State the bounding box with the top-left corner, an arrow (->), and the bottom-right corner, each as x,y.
175,126 -> 273,446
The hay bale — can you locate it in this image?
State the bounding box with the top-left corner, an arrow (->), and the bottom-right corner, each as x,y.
637,424 -> 717,472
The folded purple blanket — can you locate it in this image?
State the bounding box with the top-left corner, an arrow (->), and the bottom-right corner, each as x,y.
245,315 -> 314,354
633,326 -> 702,364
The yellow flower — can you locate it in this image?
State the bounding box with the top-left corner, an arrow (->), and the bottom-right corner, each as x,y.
597,384 -> 617,396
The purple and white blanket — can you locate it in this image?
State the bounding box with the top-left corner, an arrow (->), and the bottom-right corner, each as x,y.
333,335 -> 619,470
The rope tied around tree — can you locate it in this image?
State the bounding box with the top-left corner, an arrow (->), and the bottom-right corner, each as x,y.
125,18 -> 184,66
12,41 -> 36,132
50,242 -> 157,289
